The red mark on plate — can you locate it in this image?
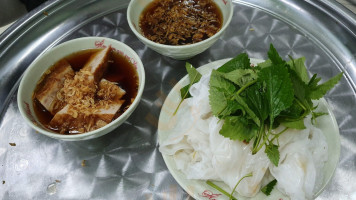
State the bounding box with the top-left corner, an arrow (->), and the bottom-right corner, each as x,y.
222,0 -> 227,5
201,190 -> 221,200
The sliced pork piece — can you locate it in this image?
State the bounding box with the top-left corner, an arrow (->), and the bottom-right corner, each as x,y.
97,79 -> 126,101
49,101 -> 124,134
50,78 -> 126,134
59,69 -> 97,106
35,59 -> 74,114
57,46 -> 112,107
82,46 -> 112,83
95,101 -> 125,122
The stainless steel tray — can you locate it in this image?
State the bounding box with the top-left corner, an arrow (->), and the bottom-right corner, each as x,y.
1,0 -> 356,199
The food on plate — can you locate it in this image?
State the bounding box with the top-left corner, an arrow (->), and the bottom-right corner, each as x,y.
139,0 -> 222,45
160,44 -> 342,199
33,46 -> 138,134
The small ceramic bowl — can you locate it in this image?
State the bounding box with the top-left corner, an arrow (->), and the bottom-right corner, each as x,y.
127,0 -> 233,60
17,37 -> 145,141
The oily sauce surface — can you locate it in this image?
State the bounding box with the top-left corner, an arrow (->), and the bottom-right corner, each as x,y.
33,49 -> 139,133
139,0 -> 222,45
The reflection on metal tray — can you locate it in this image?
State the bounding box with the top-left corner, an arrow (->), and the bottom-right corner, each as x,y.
0,0 -> 355,199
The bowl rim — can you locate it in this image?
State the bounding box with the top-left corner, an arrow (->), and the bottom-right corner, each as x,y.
17,36 -> 145,140
127,0 -> 234,49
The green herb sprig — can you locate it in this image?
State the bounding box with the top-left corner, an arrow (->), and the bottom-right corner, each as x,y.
206,172 -> 253,200
173,63 -> 202,115
177,44 -> 343,166
209,44 -> 342,166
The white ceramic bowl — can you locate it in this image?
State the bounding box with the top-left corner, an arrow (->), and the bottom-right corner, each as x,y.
127,0 -> 233,60
17,37 -> 145,141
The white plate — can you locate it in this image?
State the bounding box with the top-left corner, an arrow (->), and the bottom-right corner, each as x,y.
158,59 -> 340,200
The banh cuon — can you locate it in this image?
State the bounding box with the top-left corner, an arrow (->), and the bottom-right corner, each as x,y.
33,46 -> 138,134
160,44 -> 342,200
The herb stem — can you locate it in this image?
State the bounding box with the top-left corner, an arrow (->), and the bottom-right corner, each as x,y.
206,181 -> 237,200
295,98 -> 307,111
229,172 -> 253,200
255,131 -> 269,153
173,101 -> 183,116
236,79 -> 257,96
255,127 -> 288,153
252,124 -> 265,154
271,127 -> 289,143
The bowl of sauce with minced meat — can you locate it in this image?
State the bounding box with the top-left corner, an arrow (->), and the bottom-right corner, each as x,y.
127,0 -> 233,60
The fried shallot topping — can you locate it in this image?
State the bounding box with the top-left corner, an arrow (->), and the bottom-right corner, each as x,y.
139,0 -> 222,45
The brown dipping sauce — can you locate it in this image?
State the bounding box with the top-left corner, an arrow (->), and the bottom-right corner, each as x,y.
139,0 -> 222,45
33,49 -> 139,134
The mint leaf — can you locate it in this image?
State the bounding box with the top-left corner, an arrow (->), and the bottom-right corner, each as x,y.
217,53 -> 250,73
288,69 -> 313,121
308,74 -> 321,88
287,56 -> 309,83
235,95 -> 261,126
210,87 -> 242,118
268,44 -> 284,64
281,119 -> 306,129
279,67 -> 313,123
179,63 -> 202,99
219,116 -> 258,142
257,59 -> 272,69
265,143 -> 279,166
308,73 -> 343,100
289,70 -> 311,107
261,179 -> 277,196
209,70 -> 239,118
259,64 -> 294,127
180,85 -> 191,98
219,69 -> 258,88
244,82 -> 269,122
174,63 -> 202,115
210,70 -> 236,92
279,99 -> 304,119
186,63 -> 202,84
